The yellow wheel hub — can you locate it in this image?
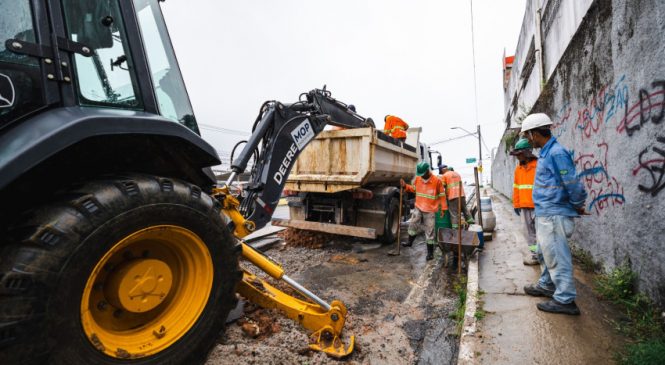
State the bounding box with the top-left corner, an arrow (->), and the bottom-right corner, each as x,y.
80,225 -> 214,359
105,259 -> 173,313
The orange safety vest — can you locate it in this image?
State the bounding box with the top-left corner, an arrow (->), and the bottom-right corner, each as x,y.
405,176 -> 448,213
442,171 -> 464,200
383,115 -> 409,139
513,159 -> 537,209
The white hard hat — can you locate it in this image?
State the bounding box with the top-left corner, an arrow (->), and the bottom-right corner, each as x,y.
521,113 -> 553,133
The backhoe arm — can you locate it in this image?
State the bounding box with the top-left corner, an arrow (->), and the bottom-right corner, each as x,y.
214,88 -> 367,358
226,88 -> 373,234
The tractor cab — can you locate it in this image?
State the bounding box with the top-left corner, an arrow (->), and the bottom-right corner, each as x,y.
0,0 -> 198,133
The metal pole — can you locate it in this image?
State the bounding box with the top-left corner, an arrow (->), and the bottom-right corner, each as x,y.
457,183 -> 463,275
477,124 -> 483,184
282,275 -> 332,312
474,167 -> 483,229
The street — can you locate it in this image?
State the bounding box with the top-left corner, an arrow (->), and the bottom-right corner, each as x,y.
205,206 -> 460,365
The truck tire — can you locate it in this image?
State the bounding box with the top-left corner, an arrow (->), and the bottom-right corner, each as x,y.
0,175 -> 241,365
379,197 -> 400,244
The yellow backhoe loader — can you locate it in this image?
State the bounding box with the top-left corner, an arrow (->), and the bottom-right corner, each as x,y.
0,1 -> 373,363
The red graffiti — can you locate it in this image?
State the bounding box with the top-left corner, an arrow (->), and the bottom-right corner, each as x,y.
552,103 -> 572,137
574,85 -> 609,140
575,142 -> 624,214
617,81 -> 665,136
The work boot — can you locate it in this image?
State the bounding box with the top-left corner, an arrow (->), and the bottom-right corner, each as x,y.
523,284 -> 554,298
426,244 -> 434,261
402,234 -> 417,247
536,299 -> 581,315
523,253 -> 539,266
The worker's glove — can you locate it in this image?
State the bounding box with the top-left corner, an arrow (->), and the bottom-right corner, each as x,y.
514,208 -> 521,216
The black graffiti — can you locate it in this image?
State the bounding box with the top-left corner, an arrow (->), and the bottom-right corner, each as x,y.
625,80 -> 665,137
636,136 -> 665,197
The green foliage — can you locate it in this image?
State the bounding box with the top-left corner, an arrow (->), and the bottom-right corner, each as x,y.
571,245 -> 601,273
502,130 -> 520,153
449,276 -> 468,336
619,339 -> 665,365
594,264 -> 665,363
474,306 -> 486,320
595,264 -> 637,302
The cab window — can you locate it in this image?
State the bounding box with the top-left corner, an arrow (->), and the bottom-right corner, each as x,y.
0,0 -> 43,125
134,0 -> 199,133
62,0 -> 142,108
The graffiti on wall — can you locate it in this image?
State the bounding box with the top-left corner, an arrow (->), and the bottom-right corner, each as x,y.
552,102 -> 572,137
573,75 -> 629,140
617,80 -> 665,137
575,141 -> 625,214
632,135 -> 665,197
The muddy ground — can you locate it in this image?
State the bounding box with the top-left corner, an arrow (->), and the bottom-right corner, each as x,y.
205,228 -> 460,365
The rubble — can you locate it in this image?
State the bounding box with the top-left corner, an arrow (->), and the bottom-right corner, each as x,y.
206,231 -> 459,365
277,228 -> 342,249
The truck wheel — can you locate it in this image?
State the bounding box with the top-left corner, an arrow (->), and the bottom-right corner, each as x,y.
0,175 -> 241,365
379,197 -> 400,244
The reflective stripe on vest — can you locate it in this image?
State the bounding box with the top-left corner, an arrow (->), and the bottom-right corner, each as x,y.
415,192 -> 437,199
513,184 -> 534,189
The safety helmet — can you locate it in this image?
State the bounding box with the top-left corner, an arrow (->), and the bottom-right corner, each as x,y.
416,162 -> 430,176
438,163 -> 448,171
521,113 -> 553,133
510,138 -> 532,155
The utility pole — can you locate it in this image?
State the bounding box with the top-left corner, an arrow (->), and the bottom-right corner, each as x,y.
477,124 -> 483,184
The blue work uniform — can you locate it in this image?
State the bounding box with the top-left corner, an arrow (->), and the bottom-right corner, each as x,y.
533,137 -> 587,216
532,137 -> 587,304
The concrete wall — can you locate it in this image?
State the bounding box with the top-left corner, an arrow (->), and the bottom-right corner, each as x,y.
493,0 -> 665,306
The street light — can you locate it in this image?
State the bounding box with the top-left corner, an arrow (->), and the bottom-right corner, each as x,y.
451,125 -> 483,177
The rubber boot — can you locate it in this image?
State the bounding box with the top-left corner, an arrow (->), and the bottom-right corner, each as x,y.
426,244 -> 434,260
402,234 -> 416,247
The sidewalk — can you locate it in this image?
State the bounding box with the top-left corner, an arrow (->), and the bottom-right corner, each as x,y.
474,190 -> 627,365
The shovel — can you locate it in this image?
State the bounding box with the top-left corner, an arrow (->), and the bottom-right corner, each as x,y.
387,185 -> 404,256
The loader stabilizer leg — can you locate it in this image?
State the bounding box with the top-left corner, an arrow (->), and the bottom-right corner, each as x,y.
237,243 -> 355,358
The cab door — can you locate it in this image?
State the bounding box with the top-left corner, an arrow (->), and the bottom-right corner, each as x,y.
0,0 -> 56,127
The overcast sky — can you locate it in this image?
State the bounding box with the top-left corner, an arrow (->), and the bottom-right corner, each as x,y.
161,0 -> 526,183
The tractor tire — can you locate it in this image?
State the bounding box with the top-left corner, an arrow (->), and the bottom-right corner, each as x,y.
0,175 -> 241,365
379,197 -> 400,244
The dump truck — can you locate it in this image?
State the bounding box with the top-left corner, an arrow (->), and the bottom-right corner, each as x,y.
273,127 -> 439,242
0,1 -> 366,363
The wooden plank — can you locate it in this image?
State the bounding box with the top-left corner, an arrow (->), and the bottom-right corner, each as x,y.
271,218 -> 377,239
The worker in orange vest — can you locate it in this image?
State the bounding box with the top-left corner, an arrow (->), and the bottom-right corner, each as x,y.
400,162 -> 447,260
383,115 -> 409,140
511,138 -> 539,265
439,165 -> 474,228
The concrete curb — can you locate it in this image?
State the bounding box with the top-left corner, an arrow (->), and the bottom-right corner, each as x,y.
457,253 -> 479,365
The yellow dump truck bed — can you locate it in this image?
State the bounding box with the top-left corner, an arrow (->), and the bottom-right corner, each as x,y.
285,127 -> 419,193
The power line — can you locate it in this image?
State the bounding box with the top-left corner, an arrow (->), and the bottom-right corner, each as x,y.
198,123 -> 250,136
469,0 -> 479,129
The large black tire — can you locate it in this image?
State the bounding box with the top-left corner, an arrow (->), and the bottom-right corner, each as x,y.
379,197 -> 400,244
0,175 -> 241,365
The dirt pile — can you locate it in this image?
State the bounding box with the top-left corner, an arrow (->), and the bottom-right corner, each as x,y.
277,228 -> 340,248
237,305 -> 281,339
